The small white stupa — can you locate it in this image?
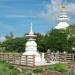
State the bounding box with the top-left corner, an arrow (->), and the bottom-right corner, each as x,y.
21,23 -> 45,66
54,4 -> 70,29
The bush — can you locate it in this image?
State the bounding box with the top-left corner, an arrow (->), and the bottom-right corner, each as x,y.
51,63 -> 68,73
26,71 -> 33,75
63,70 -> 75,75
32,67 -> 43,73
45,63 -> 68,73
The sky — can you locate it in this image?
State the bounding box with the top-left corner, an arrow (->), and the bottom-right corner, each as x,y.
0,0 -> 75,39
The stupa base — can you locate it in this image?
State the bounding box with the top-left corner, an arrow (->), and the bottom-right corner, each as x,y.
21,52 -> 59,66
21,51 -> 46,66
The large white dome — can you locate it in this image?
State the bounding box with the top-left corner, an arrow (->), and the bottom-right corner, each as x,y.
26,41 -> 37,47
25,40 -> 37,52
54,22 -> 69,29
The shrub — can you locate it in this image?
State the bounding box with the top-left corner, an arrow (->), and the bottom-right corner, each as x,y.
63,70 -> 75,75
51,63 -> 68,73
26,71 -> 33,75
32,67 -> 43,73
45,63 -> 68,73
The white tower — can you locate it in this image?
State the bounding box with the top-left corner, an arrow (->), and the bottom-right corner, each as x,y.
54,3 -> 70,29
21,23 -> 45,66
25,23 -> 37,52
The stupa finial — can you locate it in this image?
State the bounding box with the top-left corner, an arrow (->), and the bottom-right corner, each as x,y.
60,2 -> 66,13
29,22 -> 34,35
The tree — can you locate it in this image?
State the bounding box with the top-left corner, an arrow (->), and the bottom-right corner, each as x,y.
35,33 -> 47,52
47,29 -> 67,52
66,25 -> 75,52
2,36 -> 26,52
5,32 -> 14,40
1,24 -> 75,53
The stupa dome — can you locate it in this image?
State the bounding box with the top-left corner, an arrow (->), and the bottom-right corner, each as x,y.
26,41 -> 37,47
54,22 -> 69,29
25,40 -> 37,52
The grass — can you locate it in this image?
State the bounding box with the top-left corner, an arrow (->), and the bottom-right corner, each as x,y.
50,63 -> 68,73
32,67 -> 43,73
0,60 -> 20,75
0,61 -> 75,75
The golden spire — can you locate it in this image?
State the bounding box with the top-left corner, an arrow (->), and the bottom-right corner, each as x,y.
60,2 -> 66,12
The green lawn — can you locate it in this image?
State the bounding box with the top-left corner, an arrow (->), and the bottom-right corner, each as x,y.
0,61 -> 20,75
0,60 -> 75,75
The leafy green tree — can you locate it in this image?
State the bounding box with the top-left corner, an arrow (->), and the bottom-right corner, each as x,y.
66,25 -> 75,52
2,36 -> 26,52
5,32 -> 14,40
36,33 -> 47,52
46,29 -> 68,52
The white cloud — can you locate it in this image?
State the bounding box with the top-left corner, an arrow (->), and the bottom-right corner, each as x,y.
41,1 -> 75,22
6,14 -> 37,18
41,0 -> 63,21
41,4 -> 52,20
0,36 -> 6,42
41,3 -> 60,21
67,3 -> 75,14
7,14 -> 26,18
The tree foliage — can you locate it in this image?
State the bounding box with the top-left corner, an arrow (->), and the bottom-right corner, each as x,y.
0,24 -> 75,53
2,37 -> 26,52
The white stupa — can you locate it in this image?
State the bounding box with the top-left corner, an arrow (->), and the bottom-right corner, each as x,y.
21,23 -> 45,66
54,4 -> 70,29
